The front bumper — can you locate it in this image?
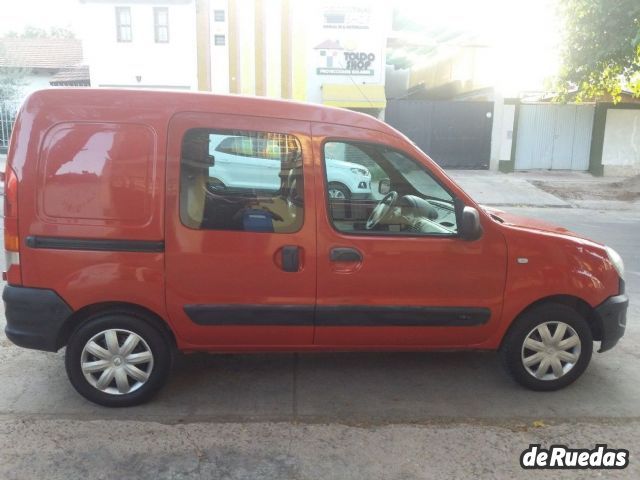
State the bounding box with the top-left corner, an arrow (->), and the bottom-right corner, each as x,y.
3,285 -> 73,352
595,293 -> 628,352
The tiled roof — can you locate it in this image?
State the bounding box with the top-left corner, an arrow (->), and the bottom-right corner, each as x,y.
50,65 -> 90,85
0,37 -> 83,69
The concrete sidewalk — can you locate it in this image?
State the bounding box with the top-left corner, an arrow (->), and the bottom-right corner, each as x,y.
449,169 -> 640,209
448,170 -> 570,208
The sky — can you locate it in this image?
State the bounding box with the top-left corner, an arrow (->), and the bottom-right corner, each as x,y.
0,0 -> 562,95
393,0 -> 562,95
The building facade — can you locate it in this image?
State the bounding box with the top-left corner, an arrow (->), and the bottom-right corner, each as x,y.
79,0 -> 389,114
200,0 -> 389,115
80,0 -> 198,90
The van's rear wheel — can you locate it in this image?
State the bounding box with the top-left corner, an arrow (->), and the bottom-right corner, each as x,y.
500,303 -> 592,391
65,313 -> 172,407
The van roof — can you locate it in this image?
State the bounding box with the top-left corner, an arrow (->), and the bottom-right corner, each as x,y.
25,88 -> 398,135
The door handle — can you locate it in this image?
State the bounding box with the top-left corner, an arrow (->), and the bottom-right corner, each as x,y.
330,247 -> 362,262
281,245 -> 300,272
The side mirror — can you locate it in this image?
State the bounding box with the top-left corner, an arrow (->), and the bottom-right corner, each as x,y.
459,206 -> 483,241
378,178 -> 391,195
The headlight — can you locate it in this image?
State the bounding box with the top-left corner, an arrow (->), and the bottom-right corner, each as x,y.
350,167 -> 370,177
605,246 -> 625,279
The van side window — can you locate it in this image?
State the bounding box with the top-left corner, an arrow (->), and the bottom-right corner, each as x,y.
323,141 -> 458,236
180,129 -> 304,233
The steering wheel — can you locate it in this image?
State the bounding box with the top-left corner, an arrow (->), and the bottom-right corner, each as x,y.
366,191 -> 398,230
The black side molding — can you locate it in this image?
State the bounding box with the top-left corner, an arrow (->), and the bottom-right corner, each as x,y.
25,236 -> 164,253
316,306 -> 490,327
184,304 -> 491,327
185,304 -> 315,326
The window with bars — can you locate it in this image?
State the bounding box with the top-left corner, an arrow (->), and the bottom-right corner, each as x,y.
154,7 -> 169,43
116,7 -> 132,42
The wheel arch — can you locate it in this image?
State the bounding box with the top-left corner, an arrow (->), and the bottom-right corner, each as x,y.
56,301 -> 177,351
499,294 -> 602,350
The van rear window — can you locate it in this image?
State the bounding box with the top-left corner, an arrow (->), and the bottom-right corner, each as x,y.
38,122 -> 155,225
179,129 -> 304,233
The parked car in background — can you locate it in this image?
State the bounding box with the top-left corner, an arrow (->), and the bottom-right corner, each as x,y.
209,134 -> 372,199
3,89 -> 627,407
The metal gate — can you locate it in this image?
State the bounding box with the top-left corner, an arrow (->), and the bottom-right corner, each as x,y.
385,100 -> 494,169
515,104 -> 594,170
0,101 -> 20,153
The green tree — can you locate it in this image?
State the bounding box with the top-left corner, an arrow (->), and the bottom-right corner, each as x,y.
5,26 -> 75,39
557,0 -> 640,102
0,44 -> 28,103
0,68 -> 28,103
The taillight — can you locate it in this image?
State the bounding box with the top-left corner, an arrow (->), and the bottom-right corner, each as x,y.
4,167 -> 22,285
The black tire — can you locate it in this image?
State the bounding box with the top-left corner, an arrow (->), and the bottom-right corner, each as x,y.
65,312 -> 173,407
500,303 -> 593,391
207,177 -> 226,191
327,182 -> 351,200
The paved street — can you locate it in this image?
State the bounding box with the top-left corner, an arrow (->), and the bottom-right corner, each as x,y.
0,196 -> 639,478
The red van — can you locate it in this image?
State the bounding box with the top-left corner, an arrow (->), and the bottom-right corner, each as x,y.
3,89 -> 627,407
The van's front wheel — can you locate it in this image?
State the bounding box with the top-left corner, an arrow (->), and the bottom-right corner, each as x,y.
65,313 -> 172,407
500,304 -> 593,391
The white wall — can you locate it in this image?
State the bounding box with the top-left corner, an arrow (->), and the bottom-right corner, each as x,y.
601,109 -> 640,176
80,1 -> 198,90
489,99 -> 515,171
499,105 -> 516,161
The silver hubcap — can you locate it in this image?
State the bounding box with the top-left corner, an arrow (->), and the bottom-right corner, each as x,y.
81,329 -> 154,395
328,188 -> 346,199
521,321 -> 581,381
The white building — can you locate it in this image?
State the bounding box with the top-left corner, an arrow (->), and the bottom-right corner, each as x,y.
79,0 -> 198,90
78,0 -> 389,115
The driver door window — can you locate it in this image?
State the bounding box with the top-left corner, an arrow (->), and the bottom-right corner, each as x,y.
323,141 -> 458,236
